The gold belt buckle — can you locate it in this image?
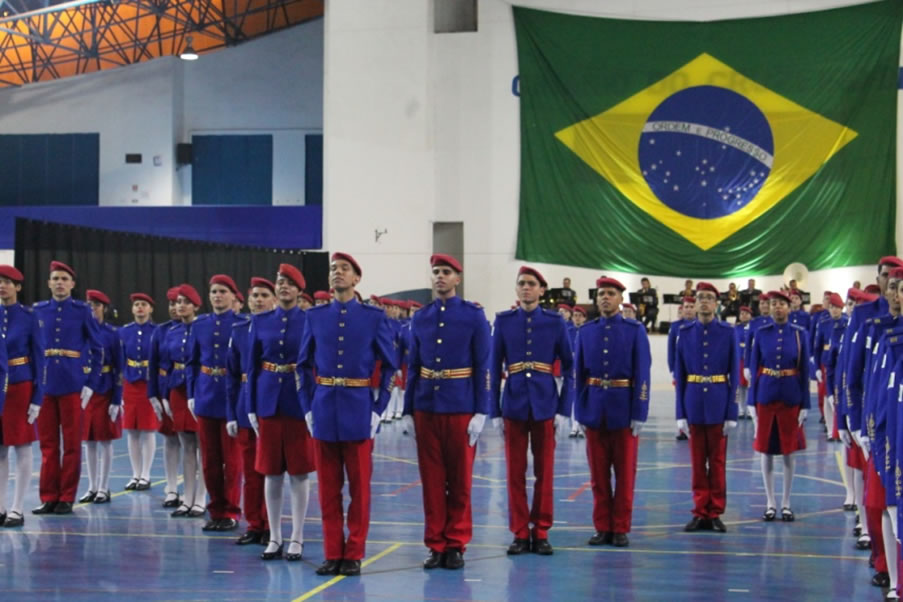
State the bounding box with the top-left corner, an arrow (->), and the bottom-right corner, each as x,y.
523,361 -> 534,371
333,377 -> 346,387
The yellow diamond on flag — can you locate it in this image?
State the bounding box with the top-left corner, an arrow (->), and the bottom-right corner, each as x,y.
554,53 -> 858,250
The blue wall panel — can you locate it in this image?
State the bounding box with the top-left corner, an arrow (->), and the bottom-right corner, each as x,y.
192,135 -> 273,205
0,134 -> 99,206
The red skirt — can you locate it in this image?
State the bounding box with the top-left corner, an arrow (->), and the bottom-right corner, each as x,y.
847,438 -> 866,470
169,386 -> 197,433
1,381 -> 37,446
739,359 -> 749,388
753,402 -> 806,455
82,392 -> 123,442
255,415 -> 315,476
122,380 -> 160,431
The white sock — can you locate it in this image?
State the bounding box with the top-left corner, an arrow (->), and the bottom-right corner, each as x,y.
85,441 -> 98,492
126,431 -> 141,479
781,455 -> 795,509
886,511 -> 899,588
179,433 -> 198,506
761,453 -> 776,508
140,432 -> 156,481
98,441 -> 113,492
288,474 -> 311,554
194,446 -> 207,507
11,445 -> 32,514
265,475 -> 285,550
842,446 -> 855,505
824,400 -> 835,438
853,469 -> 869,535
0,446 -> 9,514
164,435 -> 181,494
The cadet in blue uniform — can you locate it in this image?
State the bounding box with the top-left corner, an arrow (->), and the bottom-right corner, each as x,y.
0,265 -> 32,528
748,290 -> 810,522
148,287 -> 183,507
669,296 -> 696,441
490,266 -> 573,556
33,260 -> 102,515
788,290 -> 811,331
403,253 -> 491,571
675,283 -> 739,533
743,293 -> 773,382
735,305 -> 752,419
813,293 -> 845,442
299,252 -> 397,577
248,263 -> 313,562
79,289 -> 123,505
120,293 -> 158,491
227,277 -> 275,546
187,274 -> 241,532
576,277 -> 651,548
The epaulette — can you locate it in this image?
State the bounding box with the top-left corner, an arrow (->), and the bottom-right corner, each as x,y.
33,300 -> 49,308
622,316 -> 642,326
496,308 -> 517,318
307,303 -> 330,315
232,317 -> 251,328
71,299 -> 88,307
758,322 -> 776,331
194,313 -> 212,323
462,299 -> 483,311
360,303 -> 384,314
252,308 -> 277,321
678,320 -> 695,331
789,323 -> 807,334
541,308 -> 561,318
19,304 -> 33,313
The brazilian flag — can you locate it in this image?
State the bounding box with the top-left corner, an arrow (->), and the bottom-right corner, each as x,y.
514,1 -> 903,277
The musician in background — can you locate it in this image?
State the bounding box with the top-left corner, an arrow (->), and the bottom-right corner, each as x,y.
636,278 -> 658,333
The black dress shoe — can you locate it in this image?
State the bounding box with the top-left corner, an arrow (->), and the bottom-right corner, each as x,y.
3,511 -> 23,528
54,502 -> 73,515
873,571 -> 891,587
316,559 -> 342,575
611,533 -> 629,547
32,502 -> 56,515
170,504 -> 191,517
285,541 -> 303,561
93,491 -> 111,504
340,559 -> 361,575
260,542 -> 284,561
856,536 -> 872,550
588,531 -> 612,546
684,517 -> 704,532
162,493 -> 180,508
507,538 -> 531,555
124,478 -> 139,491
711,518 -> 727,533
78,491 -> 97,503
531,538 -> 554,555
423,550 -> 443,569
202,519 -> 219,531
236,530 -> 263,545
843,503 -> 858,512
214,518 -> 239,531
188,505 -> 206,518
259,530 -> 270,546
676,432 -> 688,441
443,548 -> 465,570
136,479 -> 151,491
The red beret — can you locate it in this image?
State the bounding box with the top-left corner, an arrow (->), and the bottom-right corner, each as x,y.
823,290 -> 833,297
397,300 -> 411,310
0,265 -> 23,282
49,260 -> 75,278
573,306 -> 587,316
864,293 -> 881,303
86,289 -> 110,305
595,277 -> 625,291
313,290 -> 331,301
130,293 -> 154,306
768,290 -> 791,304
178,284 -> 202,307
430,253 -> 463,273
847,288 -> 861,301
557,303 -> 573,311
250,277 -> 275,293
278,264 -> 306,290
828,293 -> 844,308
739,305 -> 752,314
696,282 -> 719,297
517,266 -> 547,288
370,294 -> 381,303
758,292 -> 770,301
166,286 -> 180,302
409,301 -> 423,309
682,296 -> 696,304
865,284 -> 881,294
209,274 -> 238,295
235,290 -> 245,303
879,256 -> 903,268
622,303 -> 637,311
789,289 -> 802,298
331,252 -> 362,276
300,292 -> 313,304
890,267 -> 903,280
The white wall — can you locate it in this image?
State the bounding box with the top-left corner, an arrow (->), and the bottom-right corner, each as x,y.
323,0 -> 891,313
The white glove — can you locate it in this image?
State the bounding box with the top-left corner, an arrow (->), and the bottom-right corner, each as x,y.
304,411 -> 313,436
401,414 -> 415,438
749,405 -> 757,438
108,404 -> 121,422
826,395 -> 835,408
370,411 -> 381,438
630,419 -> 644,437
554,414 -> 568,436
249,412 -> 260,436
860,435 -> 871,453
676,418 -> 690,438
815,369 -> 823,383
798,408 -> 808,427
839,428 -> 852,448
226,421 -> 238,437
492,416 -> 504,435
149,397 -> 163,422
188,398 -> 196,419
723,420 -> 738,435
743,367 -> 751,382
162,398 -> 173,419
467,413 -> 487,446
26,403 -> 40,425
80,386 -> 93,409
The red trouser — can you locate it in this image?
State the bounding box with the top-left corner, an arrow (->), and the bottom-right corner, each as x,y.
414,411 -> 476,553
197,416 -> 242,520
238,427 -> 268,532
865,458 -> 888,572
585,426 -> 638,534
504,416 -> 555,540
689,424 -> 727,519
37,393 -> 83,503
314,438 -> 374,561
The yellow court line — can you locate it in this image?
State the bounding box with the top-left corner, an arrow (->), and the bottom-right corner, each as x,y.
73,477 -> 172,509
292,542 -> 403,602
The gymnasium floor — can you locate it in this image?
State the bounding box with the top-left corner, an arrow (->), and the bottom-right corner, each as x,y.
0,337 -> 877,600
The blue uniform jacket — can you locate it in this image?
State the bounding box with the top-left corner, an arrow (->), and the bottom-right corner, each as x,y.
119,321 -> 155,384
734,321 -> 749,365
403,296 -> 491,416
847,314 -> 901,432
226,317 -> 251,428
490,306 -> 574,421
745,315 -> 773,368
866,330 -> 903,492
2,303 -> 44,407
789,309 -> 811,332
820,316 -> 848,398
298,298 -> 397,441
748,322 -> 810,407
148,320 -> 177,400
158,321 -> 192,401
574,313 -> 651,429
667,318 -> 686,375
248,306 -> 306,419
34,297 -> 103,397
674,320 -> 739,425
809,309 -> 830,373
88,322 -> 122,404
843,297 -> 889,431
187,311 -> 238,419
